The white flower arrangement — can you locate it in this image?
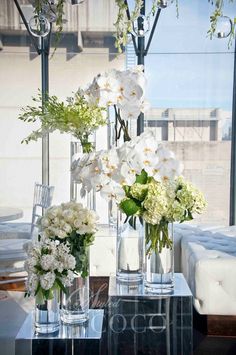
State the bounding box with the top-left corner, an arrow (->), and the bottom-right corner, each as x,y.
84,65 -> 149,142
72,130 -> 207,254
25,238 -> 76,303
38,201 -> 99,277
72,129 -> 182,201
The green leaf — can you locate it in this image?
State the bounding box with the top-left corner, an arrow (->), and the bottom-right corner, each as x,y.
55,278 -> 67,294
119,198 -> 140,216
135,170 -> 148,184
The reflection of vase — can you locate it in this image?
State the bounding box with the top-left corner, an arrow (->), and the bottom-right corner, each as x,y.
116,214 -> 143,282
61,275 -> 89,324
144,222 -> 174,293
108,199 -> 118,228
35,290 -> 60,334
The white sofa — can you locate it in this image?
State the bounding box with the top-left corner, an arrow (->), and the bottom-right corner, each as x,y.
181,229 -> 236,315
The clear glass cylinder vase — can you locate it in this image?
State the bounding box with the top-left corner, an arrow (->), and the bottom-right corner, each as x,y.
116,214 -> 144,282
34,290 -> 60,334
144,222 -> 174,293
61,275 -> 89,324
70,134 -> 96,210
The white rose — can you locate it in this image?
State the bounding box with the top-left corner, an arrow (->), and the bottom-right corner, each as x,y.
40,217 -> 50,228
57,230 -> 68,239
46,206 -> 63,219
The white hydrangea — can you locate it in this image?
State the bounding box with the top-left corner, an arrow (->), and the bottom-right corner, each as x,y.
40,254 -> 56,271
26,274 -> 39,294
62,270 -> 75,287
40,272 -> 56,290
25,238 -> 76,299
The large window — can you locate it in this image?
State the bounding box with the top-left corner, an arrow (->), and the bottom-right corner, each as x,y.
144,0 -> 236,225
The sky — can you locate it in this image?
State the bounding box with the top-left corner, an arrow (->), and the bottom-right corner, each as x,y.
130,0 -> 236,110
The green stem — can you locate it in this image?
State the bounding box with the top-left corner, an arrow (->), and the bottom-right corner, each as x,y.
114,105 -> 131,142
145,222 -> 173,255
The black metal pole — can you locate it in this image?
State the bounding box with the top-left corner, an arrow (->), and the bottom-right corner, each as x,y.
13,0 -> 41,54
41,35 -> 50,186
137,0 -> 145,136
144,8 -> 161,56
229,37 -> 236,225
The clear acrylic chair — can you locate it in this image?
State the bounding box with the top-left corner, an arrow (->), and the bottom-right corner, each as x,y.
0,183 -> 54,277
0,183 -> 54,240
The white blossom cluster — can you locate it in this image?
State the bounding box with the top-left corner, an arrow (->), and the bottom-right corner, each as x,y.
72,130 -> 183,201
38,201 -> 99,239
84,65 -> 149,121
24,238 -> 76,297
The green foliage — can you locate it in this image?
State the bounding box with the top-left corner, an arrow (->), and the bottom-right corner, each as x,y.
19,91 -> 107,153
135,169 -> 148,184
54,231 -> 94,278
33,0 -> 66,54
208,0 -> 235,47
114,0 -> 179,54
119,198 -> 141,216
145,221 -> 173,255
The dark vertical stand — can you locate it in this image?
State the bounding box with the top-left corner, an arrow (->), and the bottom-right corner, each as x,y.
13,0 -> 51,186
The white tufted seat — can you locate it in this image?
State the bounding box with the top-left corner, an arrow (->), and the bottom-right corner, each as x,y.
181,232 -> 236,315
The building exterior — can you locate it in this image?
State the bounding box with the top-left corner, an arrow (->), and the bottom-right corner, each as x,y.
146,107 -> 231,142
145,108 -> 232,225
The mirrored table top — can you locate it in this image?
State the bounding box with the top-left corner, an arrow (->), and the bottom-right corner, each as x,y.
108,273 -> 192,298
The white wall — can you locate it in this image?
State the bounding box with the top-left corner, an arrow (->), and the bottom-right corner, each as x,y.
0,46 -> 125,222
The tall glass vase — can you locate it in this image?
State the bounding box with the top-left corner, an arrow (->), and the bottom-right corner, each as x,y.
61,274 -> 89,324
35,290 -> 60,334
144,222 -> 174,293
116,213 -> 144,282
70,134 -> 96,210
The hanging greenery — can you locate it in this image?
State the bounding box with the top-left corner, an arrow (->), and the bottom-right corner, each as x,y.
114,0 -> 179,53
30,0 -> 66,54
28,1 -> 236,54
114,0 -> 236,53
208,0 -> 235,46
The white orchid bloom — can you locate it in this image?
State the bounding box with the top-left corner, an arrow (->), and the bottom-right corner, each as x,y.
116,141 -> 134,161
100,182 -> 125,202
123,82 -> 143,102
120,162 -> 139,186
99,90 -> 118,107
98,148 -> 119,176
157,158 -> 183,180
96,74 -> 119,93
119,105 -> 141,121
140,99 -> 150,113
156,145 -> 176,162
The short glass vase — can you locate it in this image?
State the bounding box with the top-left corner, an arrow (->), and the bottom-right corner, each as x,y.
61,274 -> 89,324
144,222 -> 174,293
34,290 -> 60,334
